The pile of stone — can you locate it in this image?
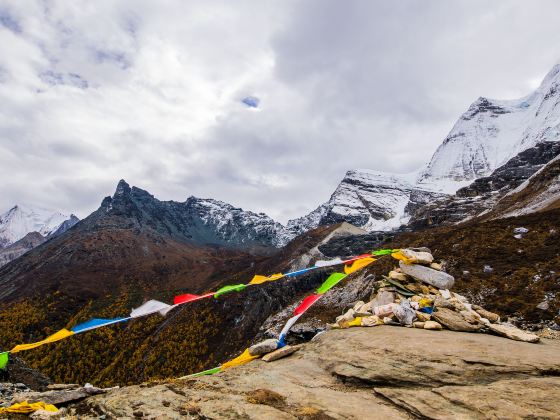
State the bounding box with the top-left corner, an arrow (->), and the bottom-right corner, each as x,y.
329,248 -> 540,343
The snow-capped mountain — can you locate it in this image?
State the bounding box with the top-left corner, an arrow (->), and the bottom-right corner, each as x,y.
0,205 -> 79,248
185,196 -> 291,248
287,170 -> 418,236
418,64 -> 560,192
289,64 -> 560,234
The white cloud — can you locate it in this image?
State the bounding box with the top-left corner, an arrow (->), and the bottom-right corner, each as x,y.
0,0 -> 559,223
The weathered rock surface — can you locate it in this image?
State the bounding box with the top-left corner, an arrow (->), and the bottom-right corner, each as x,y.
399,261 -> 455,289
68,327 -> 560,419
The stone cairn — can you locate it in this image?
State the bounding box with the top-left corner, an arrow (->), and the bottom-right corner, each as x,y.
248,247 -> 540,364
329,248 -> 540,343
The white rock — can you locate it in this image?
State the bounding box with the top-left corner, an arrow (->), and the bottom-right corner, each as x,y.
400,249 -> 434,264
399,262 -> 455,290
424,321 -> 443,330
249,339 -> 279,356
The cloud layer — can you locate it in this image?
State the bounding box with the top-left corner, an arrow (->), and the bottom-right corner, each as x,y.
1,0 -> 559,222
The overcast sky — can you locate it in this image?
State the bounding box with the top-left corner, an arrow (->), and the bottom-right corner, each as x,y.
1,0 -> 559,223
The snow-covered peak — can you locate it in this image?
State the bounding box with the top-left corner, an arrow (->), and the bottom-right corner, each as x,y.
0,204 -> 77,248
287,169 -> 418,235
418,64 -> 560,193
185,196 -> 293,247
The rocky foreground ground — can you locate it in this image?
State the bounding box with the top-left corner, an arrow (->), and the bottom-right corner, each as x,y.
53,326 -> 560,419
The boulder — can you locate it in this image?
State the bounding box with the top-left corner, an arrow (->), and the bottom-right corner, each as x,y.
429,262 -> 443,271
488,324 -> 540,343
472,305 -> 500,323
262,345 -> 302,362
336,308 -> 356,323
434,296 -> 455,310
361,316 -> 383,327
388,271 -> 409,282
459,311 -> 480,324
432,308 -> 481,332
393,299 -> 416,326
415,311 -> 431,322
249,339 -> 279,356
424,321 -> 442,330
399,261 -> 455,290
352,301 -> 365,311
368,289 -> 395,308
399,249 -> 434,264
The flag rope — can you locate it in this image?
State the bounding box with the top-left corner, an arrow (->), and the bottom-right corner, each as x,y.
0,248 -> 400,370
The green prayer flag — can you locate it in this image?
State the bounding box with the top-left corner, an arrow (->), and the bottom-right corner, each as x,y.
214,284 -> 247,298
0,352 -> 8,370
316,273 -> 347,295
371,248 -> 399,256
188,366 -> 221,377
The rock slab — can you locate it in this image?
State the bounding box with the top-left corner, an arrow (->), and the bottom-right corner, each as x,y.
262,345 -> 302,362
399,261 -> 455,289
488,323 -> 540,343
432,308 -> 481,332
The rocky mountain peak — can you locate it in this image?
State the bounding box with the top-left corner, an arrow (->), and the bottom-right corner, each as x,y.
114,179 -> 131,197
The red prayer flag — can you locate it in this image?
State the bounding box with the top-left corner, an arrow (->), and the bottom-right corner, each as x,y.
294,294 -> 322,316
174,293 -> 202,305
344,253 -> 372,263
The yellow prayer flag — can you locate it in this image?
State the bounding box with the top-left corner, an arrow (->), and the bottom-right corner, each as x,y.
391,251 -> 415,264
221,348 -> 259,370
344,257 -> 375,275
11,328 -> 74,353
347,317 -> 363,327
249,273 -> 284,285
0,401 -> 58,414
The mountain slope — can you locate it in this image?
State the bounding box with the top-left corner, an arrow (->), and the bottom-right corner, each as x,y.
0,181 -> 345,386
408,141 -> 560,229
0,232 -> 46,268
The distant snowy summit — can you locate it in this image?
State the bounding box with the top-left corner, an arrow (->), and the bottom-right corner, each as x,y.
0,204 -> 79,248
287,64 -> 560,234
418,64 -> 560,191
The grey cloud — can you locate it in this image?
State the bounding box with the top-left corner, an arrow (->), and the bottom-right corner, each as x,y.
0,0 -> 559,223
